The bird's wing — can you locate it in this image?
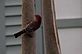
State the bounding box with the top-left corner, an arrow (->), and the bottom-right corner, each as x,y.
25,21 -> 38,32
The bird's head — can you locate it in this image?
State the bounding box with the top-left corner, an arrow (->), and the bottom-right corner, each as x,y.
35,15 -> 41,22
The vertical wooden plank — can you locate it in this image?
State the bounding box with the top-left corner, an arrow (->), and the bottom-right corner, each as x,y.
22,0 -> 36,54
42,0 -> 61,54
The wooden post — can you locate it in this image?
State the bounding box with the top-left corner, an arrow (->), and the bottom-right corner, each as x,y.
43,0 -> 61,54
22,0 -> 36,54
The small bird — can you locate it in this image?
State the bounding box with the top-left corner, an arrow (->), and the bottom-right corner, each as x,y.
14,15 -> 42,38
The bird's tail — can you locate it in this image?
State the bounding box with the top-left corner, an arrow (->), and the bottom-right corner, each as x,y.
14,29 -> 26,38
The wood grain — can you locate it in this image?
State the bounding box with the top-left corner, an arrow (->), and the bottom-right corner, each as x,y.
42,0 -> 61,54
22,0 -> 36,54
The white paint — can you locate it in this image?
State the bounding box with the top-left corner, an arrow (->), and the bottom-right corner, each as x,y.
6,36 -> 21,45
58,28 -> 82,54
7,46 -> 21,54
54,0 -> 82,19
5,0 -> 22,5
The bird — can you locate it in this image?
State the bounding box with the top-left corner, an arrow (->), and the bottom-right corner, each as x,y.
14,15 -> 42,38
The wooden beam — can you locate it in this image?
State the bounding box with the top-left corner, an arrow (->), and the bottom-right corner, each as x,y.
43,0 -> 61,54
22,0 -> 36,54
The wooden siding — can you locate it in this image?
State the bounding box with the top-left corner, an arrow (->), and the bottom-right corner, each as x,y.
5,0 -> 22,54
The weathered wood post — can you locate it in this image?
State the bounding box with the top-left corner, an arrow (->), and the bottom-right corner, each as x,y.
22,0 -> 36,54
42,0 -> 61,54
